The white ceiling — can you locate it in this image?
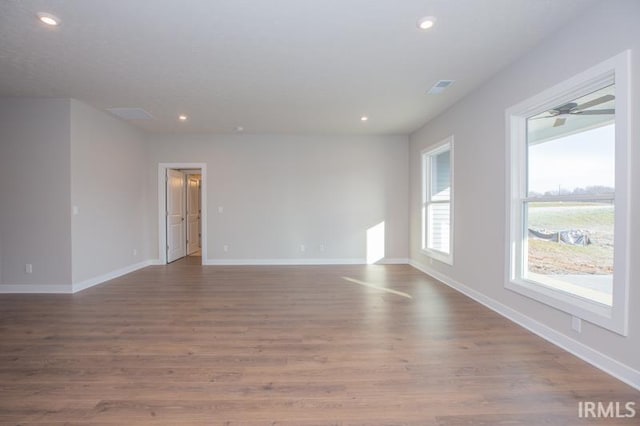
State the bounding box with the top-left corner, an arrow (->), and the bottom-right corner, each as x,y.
0,0 -> 600,135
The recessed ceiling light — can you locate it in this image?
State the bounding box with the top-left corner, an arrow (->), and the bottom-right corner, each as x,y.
235,126 -> 244,132
361,116 -> 369,122
417,16 -> 436,30
178,114 -> 188,121
37,12 -> 61,27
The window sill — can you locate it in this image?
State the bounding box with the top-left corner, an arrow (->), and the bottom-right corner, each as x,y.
506,277 -> 626,336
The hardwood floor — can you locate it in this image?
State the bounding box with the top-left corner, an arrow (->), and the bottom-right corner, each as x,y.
0,262 -> 637,425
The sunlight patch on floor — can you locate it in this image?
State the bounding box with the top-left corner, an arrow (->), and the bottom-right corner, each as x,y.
341,276 -> 412,299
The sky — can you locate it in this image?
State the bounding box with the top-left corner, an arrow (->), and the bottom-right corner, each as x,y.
527,124 -> 615,194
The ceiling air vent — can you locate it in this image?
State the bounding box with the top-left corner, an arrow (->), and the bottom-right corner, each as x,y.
106,107 -> 154,120
428,80 -> 455,95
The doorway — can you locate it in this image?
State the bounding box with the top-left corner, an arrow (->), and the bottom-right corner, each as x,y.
158,163 -> 207,265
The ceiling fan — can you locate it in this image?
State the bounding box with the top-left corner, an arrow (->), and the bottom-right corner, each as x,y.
531,94 -> 615,127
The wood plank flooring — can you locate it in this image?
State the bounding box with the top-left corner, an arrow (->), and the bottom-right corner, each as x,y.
0,262 -> 637,425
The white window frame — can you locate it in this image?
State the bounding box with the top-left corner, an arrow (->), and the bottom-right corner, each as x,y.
505,51 -> 630,335
421,136 -> 454,265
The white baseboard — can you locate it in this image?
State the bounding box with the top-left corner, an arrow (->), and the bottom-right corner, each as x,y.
204,258 -> 366,266
409,260 -> 640,391
203,258 -> 409,266
375,258 -> 409,265
0,260 -> 161,294
72,260 -> 155,293
0,284 -> 72,294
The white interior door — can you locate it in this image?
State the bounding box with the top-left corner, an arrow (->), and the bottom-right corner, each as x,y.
186,175 -> 201,255
166,169 -> 186,263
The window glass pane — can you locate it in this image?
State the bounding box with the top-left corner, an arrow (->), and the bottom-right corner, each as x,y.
430,150 -> 450,201
527,85 -> 615,198
524,84 -> 616,306
427,202 -> 450,254
526,200 -> 613,305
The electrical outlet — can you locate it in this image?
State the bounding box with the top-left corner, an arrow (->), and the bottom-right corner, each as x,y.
218,206 -> 224,213
571,316 -> 582,333
25,264 -> 33,274
223,245 -> 229,252
133,249 -> 138,256
300,244 -> 305,252
319,244 -> 325,252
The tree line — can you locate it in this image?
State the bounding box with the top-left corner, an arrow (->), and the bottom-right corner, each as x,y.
529,185 -> 614,198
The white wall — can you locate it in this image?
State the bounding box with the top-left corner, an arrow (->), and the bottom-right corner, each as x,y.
70,100 -> 150,286
409,0 -> 639,378
147,134 -> 409,264
0,98 -> 72,289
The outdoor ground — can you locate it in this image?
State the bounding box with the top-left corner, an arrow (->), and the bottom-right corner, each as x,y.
527,202 -> 613,275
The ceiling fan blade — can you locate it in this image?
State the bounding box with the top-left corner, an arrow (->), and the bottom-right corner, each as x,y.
574,95 -> 614,111
553,118 -> 566,127
530,115 -> 555,120
574,109 -> 615,115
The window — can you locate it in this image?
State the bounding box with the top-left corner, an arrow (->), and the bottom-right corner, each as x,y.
506,51 -> 630,335
422,137 -> 453,264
